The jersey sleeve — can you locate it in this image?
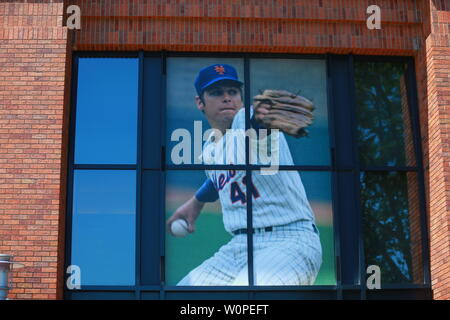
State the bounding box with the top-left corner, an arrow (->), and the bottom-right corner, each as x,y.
195,178 -> 219,203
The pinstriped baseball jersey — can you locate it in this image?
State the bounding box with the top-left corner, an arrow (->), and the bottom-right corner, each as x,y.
177,221 -> 322,286
202,107 -> 315,233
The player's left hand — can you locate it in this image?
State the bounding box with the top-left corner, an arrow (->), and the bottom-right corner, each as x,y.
252,89 -> 315,138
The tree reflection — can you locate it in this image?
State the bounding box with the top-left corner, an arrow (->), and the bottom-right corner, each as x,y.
355,61 -> 418,284
355,62 -> 408,166
361,172 -> 413,283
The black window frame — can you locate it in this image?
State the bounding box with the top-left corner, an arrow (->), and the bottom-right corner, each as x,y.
64,52 -> 431,300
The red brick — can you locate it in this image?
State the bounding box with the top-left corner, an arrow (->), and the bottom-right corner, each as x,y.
414,1 -> 450,300
0,0 -> 67,301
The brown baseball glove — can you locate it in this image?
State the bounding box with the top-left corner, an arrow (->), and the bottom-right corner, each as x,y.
253,89 -> 315,138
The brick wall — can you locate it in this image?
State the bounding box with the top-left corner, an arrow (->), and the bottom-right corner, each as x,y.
421,0 -> 450,301
0,1 -> 68,299
67,0 -> 424,55
400,74 -> 423,284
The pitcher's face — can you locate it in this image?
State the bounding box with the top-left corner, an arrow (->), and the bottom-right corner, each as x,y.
196,85 -> 243,131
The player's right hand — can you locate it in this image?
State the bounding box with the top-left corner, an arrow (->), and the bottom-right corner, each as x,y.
166,196 -> 205,235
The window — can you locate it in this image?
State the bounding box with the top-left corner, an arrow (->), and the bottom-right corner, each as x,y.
355,61 -> 424,285
67,57 -> 138,287
71,170 -> 136,285
164,57 -> 334,287
74,58 -> 138,164
65,54 -> 430,300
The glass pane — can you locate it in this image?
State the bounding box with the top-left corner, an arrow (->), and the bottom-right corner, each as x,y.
71,170 -> 136,286
251,170 -> 335,286
250,59 -> 330,166
166,58 -> 245,166
165,170 -> 248,286
361,171 -> 423,284
355,61 -> 415,167
75,58 -> 138,164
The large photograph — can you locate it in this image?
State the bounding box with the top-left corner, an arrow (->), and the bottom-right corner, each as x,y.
165,58 -> 335,286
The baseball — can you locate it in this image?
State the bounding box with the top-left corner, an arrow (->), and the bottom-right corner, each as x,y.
170,219 -> 189,237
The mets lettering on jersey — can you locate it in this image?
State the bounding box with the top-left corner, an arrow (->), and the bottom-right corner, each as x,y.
203,108 -> 315,233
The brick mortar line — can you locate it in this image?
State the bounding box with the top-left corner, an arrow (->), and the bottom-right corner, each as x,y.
77,15 -> 423,25
72,43 -> 417,54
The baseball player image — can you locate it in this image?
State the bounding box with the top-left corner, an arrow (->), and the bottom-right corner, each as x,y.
167,63 -> 322,286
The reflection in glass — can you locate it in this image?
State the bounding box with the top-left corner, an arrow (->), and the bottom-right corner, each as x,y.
250,59 -> 330,166
75,58 -> 138,164
71,170 -> 136,286
355,62 -> 415,167
251,170 -> 335,286
361,171 -> 423,284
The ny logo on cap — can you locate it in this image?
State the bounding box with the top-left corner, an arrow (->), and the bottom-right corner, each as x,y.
214,65 -> 226,75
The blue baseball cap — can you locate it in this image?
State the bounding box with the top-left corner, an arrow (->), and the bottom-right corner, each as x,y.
194,64 -> 243,96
